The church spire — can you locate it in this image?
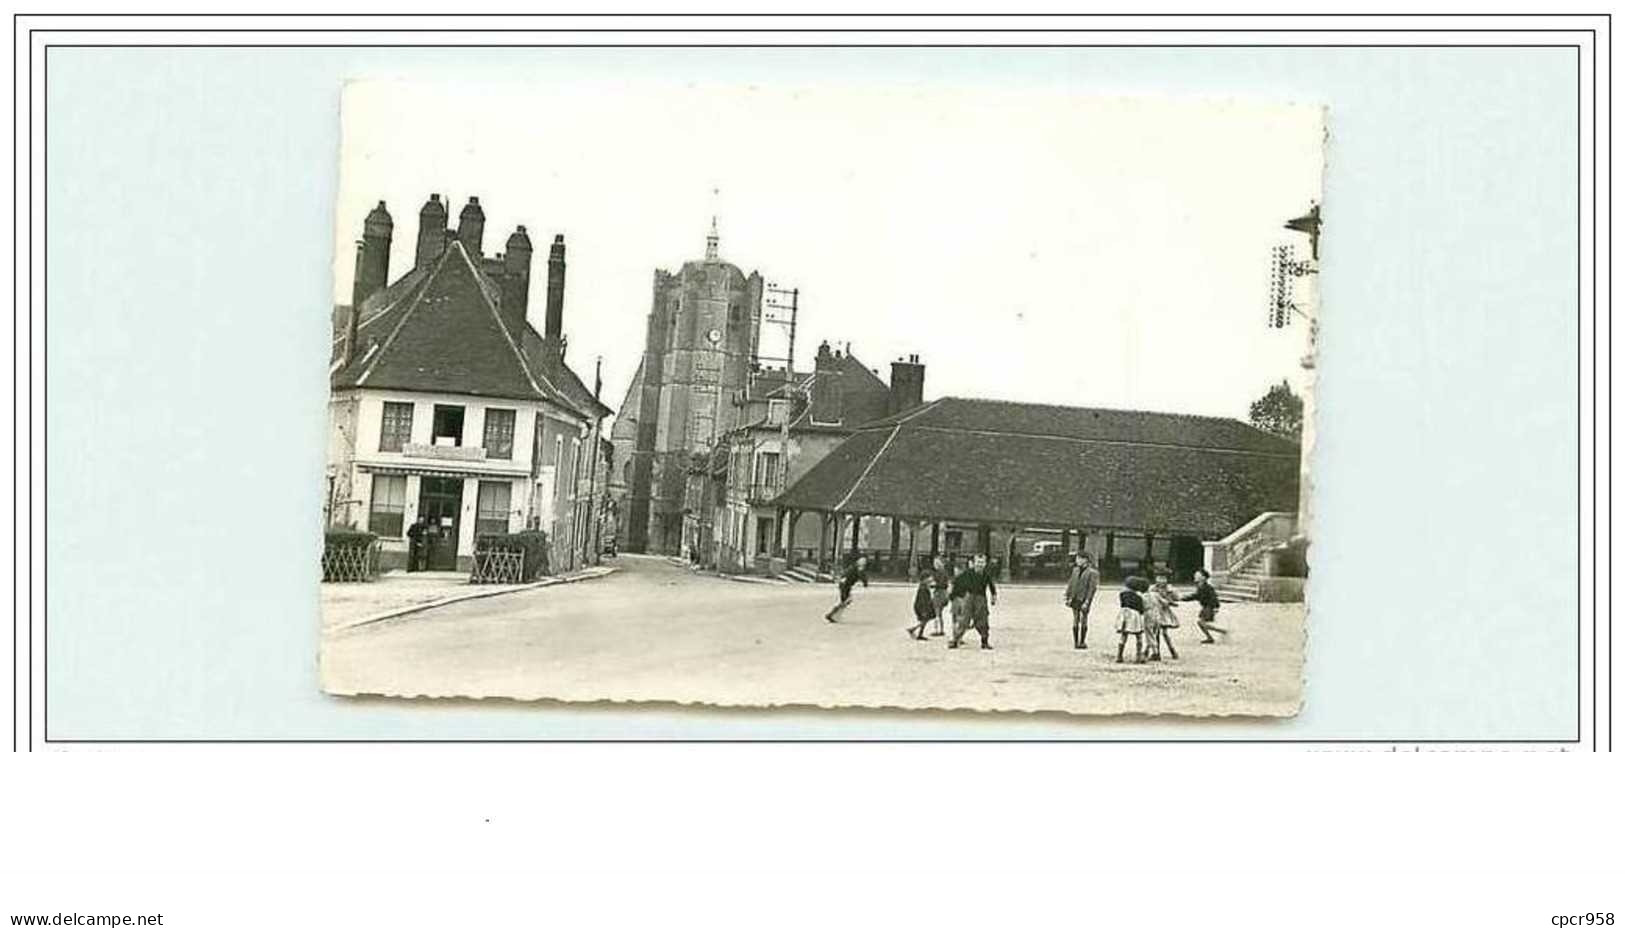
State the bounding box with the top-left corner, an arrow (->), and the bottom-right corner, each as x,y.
705,214 -> 719,261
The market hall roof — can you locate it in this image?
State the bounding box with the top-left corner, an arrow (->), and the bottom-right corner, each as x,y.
772,397 -> 1300,539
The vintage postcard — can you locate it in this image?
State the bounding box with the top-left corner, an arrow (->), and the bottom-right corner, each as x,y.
319,80 -> 1322,717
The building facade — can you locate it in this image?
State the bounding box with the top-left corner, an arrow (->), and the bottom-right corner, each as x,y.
707,344 -> 928,574
327,195 -> 610,573
772,396 -> 1301,583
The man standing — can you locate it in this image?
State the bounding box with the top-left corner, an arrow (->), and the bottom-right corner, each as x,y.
406,516 -> 428,573
1064,552 -> 1101,649
948,553 -> 998,650
824,555 -> 870,623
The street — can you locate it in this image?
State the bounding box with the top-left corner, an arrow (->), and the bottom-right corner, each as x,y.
321,554 -> 1306,716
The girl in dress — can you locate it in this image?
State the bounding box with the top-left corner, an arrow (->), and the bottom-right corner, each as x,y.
1116,575 -> 1149,664
1145,571 -> 1181,661
907,572 -> 936,641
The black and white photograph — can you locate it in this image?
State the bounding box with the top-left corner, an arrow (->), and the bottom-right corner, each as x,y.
11,10 -> 1619,928
318,82 -> 1323,716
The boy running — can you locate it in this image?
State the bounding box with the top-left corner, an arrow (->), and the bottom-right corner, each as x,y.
1182,568 -> 1228,643
824,555 -> 870,623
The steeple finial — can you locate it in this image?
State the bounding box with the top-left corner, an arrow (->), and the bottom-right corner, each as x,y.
705,186 -> 721,260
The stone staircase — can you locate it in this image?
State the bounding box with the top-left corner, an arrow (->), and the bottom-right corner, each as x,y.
781,563 -> 829,584
1214,555 -> 1272,602
1206,511 -> 1298,603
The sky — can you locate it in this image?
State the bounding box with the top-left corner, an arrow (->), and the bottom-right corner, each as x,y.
333,79 -> 1323,422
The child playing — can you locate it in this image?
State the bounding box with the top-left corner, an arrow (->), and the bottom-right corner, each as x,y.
907,572 -> 936,640
928,556 -> 952,637
1116,575 -> 1149,664
1182,568 -> 1227,643
824,555 -> 869,623
1145,571 -> 1181,661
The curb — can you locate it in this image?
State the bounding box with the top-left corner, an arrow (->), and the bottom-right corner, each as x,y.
715,573 -> 789,585
334,566 -> 619,631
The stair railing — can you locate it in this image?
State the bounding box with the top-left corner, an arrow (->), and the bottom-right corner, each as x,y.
1202,512 -> 1296,581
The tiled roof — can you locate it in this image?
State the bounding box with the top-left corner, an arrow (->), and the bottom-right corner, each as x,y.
773,396 -> 1299,538
832,351 -> 893,426
834,352 -> 888,392
330,242 -> 576,408
520,326 -> 613,420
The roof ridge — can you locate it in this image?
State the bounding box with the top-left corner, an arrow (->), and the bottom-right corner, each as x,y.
898,424 -> 1296,458
832,421 -> 904,513
936,394 -> 1264,428
353,254 -> 448,387
450,241 -> 553,401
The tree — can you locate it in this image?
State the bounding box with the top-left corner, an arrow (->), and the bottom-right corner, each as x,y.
1249,380 -> 1303,441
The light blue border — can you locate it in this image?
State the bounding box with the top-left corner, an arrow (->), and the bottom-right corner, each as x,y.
44,46 -> 1580,740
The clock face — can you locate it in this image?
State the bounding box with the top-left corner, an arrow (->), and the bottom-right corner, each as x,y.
706,328 -> 722,345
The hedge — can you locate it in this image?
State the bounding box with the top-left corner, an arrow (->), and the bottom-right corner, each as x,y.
325,527 -> 377,548
475,530 -> 551,582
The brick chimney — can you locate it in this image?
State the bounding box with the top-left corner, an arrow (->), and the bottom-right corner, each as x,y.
544,234 -> 566,343
415,194 -> 447,269
356,200 -> 392,306
810,340 -> 844,424
345,239 -> 365,365
889,354 -> 925,415
499,225 -> 532,338
456,196 -> 485,257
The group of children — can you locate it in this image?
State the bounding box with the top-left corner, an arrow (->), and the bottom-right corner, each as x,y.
1113,567 -> 1228,663
905,553 -> 998,649
887,551 -> 1229,661
832,550 -> 1231,660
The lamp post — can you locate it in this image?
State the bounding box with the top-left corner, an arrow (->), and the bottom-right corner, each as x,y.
1273,203 -> 1321,539
325,464 -> 338,528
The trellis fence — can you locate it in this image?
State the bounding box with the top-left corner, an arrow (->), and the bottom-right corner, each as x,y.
322,538 -> 381,582
470,549 -> 525,584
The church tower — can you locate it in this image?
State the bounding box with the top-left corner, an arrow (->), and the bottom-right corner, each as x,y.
615,218 -> 765,554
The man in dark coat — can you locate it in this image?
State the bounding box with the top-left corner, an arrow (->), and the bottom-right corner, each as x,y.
406,516 -> 428,572
948,553 -> 999,650
824,555 -> 869,623
1064,552 -> 1101,649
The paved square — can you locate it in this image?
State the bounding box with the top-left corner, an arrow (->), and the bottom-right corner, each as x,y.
322,555 -> 1305,717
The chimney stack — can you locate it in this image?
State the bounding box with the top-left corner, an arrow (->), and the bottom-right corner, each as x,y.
889,354 -> 926,416
457,196 -> 486,257
811,340 -> 844,424
355,201 -> 392,307
345,239 -> 366,364
545,234 -> 567,343
415,194 -> 447,269
495,225 -> 533,337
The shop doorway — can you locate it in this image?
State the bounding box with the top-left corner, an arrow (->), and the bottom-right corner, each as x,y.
417,476 -> 464,571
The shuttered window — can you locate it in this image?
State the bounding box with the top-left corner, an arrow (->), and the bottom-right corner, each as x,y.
368,474 -> 407,537
475,481 -> 512,539
483,408 -> 516,460
379,402 -> 413,452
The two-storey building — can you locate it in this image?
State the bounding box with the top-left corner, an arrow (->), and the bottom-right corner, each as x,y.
707,344 -> 927,574
327,195 -> 609,572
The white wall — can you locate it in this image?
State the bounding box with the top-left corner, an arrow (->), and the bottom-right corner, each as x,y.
350,388 -> 543,472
